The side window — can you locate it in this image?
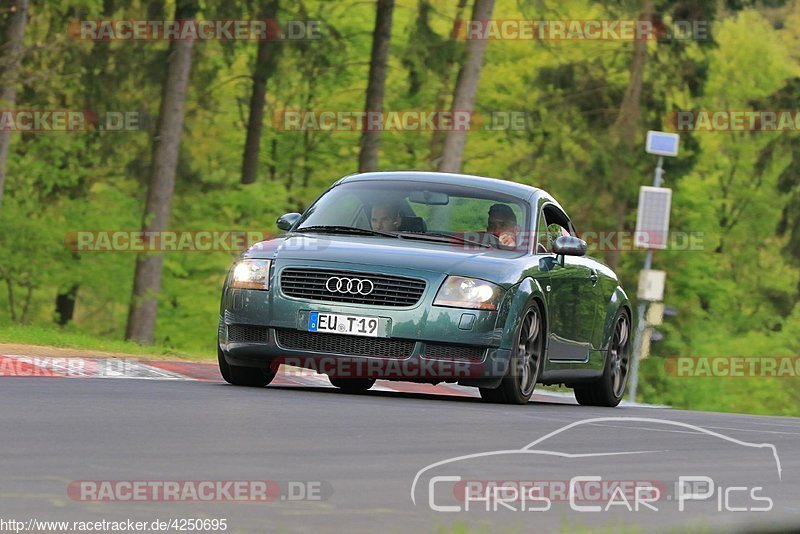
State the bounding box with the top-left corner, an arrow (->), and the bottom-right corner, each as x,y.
541,204 -> 574,251
546,223 -> 569,251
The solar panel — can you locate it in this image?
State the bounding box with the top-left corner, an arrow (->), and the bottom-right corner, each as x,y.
646,130 -> 680,156
635,186 -> 672,249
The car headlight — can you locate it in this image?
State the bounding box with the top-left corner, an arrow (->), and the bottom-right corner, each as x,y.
230,259 -> 271,290
433,276 -> 503,310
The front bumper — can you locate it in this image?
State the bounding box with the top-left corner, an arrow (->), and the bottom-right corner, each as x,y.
220,325 -> 510,385
218,261 -> 513,385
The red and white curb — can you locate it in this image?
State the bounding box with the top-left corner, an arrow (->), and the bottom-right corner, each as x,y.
0,354 -> 665,406
0,354 -> 189,380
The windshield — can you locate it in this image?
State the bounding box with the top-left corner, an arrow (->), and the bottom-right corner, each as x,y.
294,180 -> 530,249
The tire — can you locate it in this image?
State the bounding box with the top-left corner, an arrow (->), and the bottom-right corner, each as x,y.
574,309 -> 631,407
328,376 -> 375,393
479,300 -> 544,405
217,343 -> 276,387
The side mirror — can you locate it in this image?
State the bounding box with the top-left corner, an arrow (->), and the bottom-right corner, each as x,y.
552,235 -> 587,257
276,212 -> 301,231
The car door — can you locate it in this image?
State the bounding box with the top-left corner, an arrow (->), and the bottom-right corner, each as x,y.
579,254 -> 617,351
567,252 -> 603,350
539,205 -> 596,361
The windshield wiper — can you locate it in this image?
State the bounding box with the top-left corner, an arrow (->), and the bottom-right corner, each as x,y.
294,225 -> 400,239
396,231 -> 492,249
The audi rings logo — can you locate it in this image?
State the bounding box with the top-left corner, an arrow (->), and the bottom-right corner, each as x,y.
325,277 -> 375,295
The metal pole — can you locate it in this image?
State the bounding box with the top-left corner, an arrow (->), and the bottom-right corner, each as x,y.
654,156 -> 664,187
627,156 -> 664,402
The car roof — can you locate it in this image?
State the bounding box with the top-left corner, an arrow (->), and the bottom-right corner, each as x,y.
337,171 -> 542,199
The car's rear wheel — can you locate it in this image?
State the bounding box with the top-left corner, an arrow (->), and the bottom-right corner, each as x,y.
328,376 -> 375,393
217,343 -> 277,387
479,300 -> 544,405
574,310 -> 630,407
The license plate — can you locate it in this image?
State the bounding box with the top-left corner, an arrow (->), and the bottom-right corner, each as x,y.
308,311 -> 379,337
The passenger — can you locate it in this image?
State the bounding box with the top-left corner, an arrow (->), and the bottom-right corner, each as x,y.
487,203 -> 520,247
370,202 -> 402,232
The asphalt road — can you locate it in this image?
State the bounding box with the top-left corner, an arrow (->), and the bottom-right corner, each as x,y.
1,377 -> 799,533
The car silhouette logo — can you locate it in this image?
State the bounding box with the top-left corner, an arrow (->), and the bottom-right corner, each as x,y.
410,416 -> 784,506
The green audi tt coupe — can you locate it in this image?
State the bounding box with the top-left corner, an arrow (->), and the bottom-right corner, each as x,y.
217,171 -> 632,406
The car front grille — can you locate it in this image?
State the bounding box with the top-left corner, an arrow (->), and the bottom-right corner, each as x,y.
280,268 -> 426,307
423,343 -> 486,363
227,324 -> 270,344
275,329 -> 415,359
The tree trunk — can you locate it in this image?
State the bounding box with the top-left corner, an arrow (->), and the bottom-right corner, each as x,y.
20,284 -> 33,323
241,0 -> 281,185
0,0 -> 29,212
605,0 -> 653,272
428,0 -> 469,168
611,0 -> 653,148
268,137 -> 277,180
404,0 -> 432,98
125,1 -> 196,344
438,0 -> 495,174
55,284 -> 78,326
357,0 -> 394,173
5,278 -> 16,321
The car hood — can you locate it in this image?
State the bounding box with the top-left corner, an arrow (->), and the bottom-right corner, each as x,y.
243,233 -> 527,283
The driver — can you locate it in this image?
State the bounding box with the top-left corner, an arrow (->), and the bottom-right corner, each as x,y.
487,203 -> 520,247
370,202 -> 402,232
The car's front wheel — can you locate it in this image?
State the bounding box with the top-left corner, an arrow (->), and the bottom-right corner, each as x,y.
574,310 -> 630,407
328,376 -> 376,393
479,300 -> 544,405
217,343 -> 277,387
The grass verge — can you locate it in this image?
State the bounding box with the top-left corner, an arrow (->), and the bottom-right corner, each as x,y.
0,324 -> 214,361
